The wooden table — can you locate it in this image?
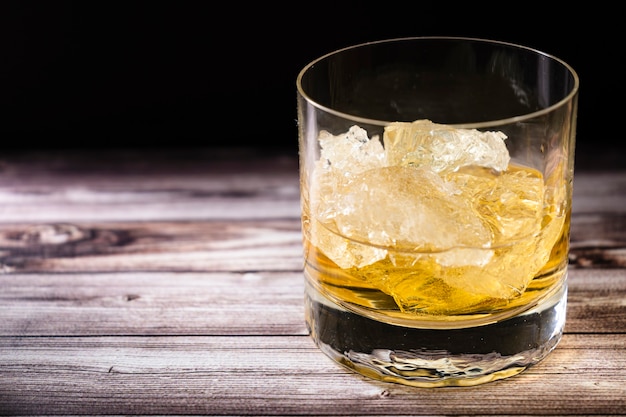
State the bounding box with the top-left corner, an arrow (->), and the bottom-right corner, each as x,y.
1,147 -> 624,416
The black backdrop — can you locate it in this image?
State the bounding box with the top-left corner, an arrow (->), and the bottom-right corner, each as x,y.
0,2 -> 622,160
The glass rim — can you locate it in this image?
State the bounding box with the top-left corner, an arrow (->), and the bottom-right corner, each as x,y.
296,36 -> 580,130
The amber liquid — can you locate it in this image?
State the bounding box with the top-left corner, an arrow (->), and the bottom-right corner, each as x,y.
303,212 -> 569,325
302,164 -> 570,387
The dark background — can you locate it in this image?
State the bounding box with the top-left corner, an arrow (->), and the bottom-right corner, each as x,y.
0,2 -> 622,163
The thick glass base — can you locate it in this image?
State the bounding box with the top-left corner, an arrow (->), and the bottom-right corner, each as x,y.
304,279 -> 567,388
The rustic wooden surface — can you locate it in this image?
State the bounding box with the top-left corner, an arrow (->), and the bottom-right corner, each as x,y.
0,148 -> 625,416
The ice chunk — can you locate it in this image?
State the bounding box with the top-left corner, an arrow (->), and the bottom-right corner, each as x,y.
311,126 -> 386,226
446,165 -> 544,245
309,218 -> 388,269
384,120 -> 510,173
317,125 -> 386,175
322,166 -> 492,252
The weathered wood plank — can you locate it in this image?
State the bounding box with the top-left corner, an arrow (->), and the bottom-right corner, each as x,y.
0,148 -> 299,182
572,171 -> 626,214
570,213 -> 626,268
0,194 -> 302,222
0,210 -> 625,274
0,150 -> 301,222
1,150 -> 624,416
1,334 -> 624,416
0,221 -> 303,273
0,271 -> 307,336
0,151 -> 625,223
0,269 -> 624,336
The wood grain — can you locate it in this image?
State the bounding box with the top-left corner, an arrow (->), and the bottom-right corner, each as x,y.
1,335 -> 624,416
0,149 -> 625,416
0,269 -> 624,336
0,221 -> 303,273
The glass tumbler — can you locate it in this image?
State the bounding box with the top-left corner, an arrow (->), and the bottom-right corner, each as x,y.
296,37 -> 578,387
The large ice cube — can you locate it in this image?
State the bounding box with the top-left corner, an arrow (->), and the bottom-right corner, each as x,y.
384,120 -> 510,173
329,166 -> 492,251
446,165 -> 544,245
